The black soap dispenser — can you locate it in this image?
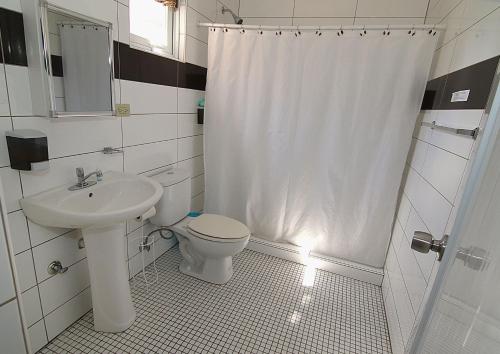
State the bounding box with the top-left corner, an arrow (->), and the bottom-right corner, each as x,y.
6,129 -> 49,171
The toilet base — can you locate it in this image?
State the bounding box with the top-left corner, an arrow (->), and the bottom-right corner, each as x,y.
179,257 -> 234,285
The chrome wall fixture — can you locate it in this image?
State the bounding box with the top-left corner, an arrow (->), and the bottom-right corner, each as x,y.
47,260 -> 68,275
421,121 -> 479,139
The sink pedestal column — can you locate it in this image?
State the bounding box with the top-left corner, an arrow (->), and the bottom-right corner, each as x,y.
82,224 -> 135,332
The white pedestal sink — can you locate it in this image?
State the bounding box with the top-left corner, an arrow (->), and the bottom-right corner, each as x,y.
21,171 -> 163,332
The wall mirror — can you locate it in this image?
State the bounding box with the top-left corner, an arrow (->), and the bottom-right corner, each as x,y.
40,3 -> 115,117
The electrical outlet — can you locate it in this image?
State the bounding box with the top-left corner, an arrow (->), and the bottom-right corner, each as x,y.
115,103 -> 131,116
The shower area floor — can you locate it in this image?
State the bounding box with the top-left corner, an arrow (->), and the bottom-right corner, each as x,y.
38,247 -> 391,354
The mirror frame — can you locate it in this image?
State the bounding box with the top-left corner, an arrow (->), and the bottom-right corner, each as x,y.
39,1 -> 116,118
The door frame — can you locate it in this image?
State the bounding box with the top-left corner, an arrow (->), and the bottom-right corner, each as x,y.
409,68 -> 500,353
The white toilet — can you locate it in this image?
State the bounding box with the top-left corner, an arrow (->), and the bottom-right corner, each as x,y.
150,168 -> 250,284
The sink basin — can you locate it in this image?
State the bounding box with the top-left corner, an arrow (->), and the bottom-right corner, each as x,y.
21,171 -> 163,229
20,171 -> 163,333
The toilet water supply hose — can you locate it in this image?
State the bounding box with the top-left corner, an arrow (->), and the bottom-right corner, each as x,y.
132,227 -> 175,290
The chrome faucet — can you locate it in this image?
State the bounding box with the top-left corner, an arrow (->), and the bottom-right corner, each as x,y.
68,167 -> 103,191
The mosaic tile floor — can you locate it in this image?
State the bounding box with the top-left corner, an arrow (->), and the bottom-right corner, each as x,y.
39,247 -> 391,353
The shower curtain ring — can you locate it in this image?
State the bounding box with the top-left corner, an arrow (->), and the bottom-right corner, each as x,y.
259,25 -> 263,35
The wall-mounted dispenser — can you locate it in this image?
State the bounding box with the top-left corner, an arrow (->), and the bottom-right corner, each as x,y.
6,129 -> 49,171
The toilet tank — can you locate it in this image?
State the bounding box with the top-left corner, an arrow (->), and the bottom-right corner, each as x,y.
150,168 -> 191,226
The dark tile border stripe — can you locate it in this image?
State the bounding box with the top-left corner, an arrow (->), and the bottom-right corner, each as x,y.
115,42 -> 207,90
422,55 -> 499,110
51,55 -> 63,77
0,8 -> 28,66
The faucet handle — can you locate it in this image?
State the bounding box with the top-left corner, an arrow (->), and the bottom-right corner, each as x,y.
76,167 -> 84,178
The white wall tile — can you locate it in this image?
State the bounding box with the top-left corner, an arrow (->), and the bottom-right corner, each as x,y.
397,193 -> 411,228
22,286 -> 42,326
126,226 -> 143,259
354,17 -> 425,25
52,77 -> 64,98
216,0 -> 239,24
122,114 -> 177,147
15,249 -> 37,292
449,7 -> 500,72
390,219 -> 406,254
239,0 -> 294,17
461,0 -> 500,30
241,17 -> 293,26
191,174 -> 204,196
4,64 -> 33,116
218,0 -> 239,13
124,139 -> 177,174
44,287 -> 92,340
426,0 -> 463,21
294,0 -> 357,17
0,217 -> 16,303
27,221 -> 69,248
32,230 -> 85,283
428,40 -> 456,79
404,168 -> 452,237
39,259 -> 90,315
118,2 -> 130,45
356,0 -> 429,18
436,1 -> 466,49
13,116 -> 122,159
185,36 -> 208,68
422,144 -> 467,203
178,135 -> 203,161
405,208 -> 436,281
0,0 -> 22,11
430,110 -> 483,158
396,236 -> 427,314
191,191 -> 204,211
178,88 -> 204,113
188,0 -> 217,21
28,319 -> 48,353
8,210 -> 30,255
20,152 -> 123,197
408,138 -> 428,173
178,114 -> 203,138
177,155 -> 204,177
0,65 -> 10,116
121,80 -> 177,114
0,117 -> 13,167
386,247 -> 415,346
0,167 -> 22,212
383,277 -> 405,354
293,17 -> 354,26
0,300 -> 26,354
186,6 -> 210,43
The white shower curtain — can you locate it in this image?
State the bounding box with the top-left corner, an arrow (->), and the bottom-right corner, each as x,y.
59,24 -> 112,112
204,29 -> 436,267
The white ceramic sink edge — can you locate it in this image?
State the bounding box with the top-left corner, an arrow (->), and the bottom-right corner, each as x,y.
21,171 -> 163,229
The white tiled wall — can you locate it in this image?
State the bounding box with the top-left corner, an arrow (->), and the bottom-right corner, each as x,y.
238,0 -> 432,26
383,1 -> 500,352
184,0 -> 240,67
0,0 -> 210,349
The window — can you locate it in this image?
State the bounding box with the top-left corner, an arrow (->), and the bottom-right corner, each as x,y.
129,0 -> 176,57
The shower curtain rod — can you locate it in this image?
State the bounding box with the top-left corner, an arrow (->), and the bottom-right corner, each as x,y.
198,23 -> 445,31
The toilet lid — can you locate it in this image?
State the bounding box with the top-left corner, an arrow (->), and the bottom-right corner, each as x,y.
187,214 -> 250,240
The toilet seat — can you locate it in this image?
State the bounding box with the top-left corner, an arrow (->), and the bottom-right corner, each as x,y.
187,214 -> 250,243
